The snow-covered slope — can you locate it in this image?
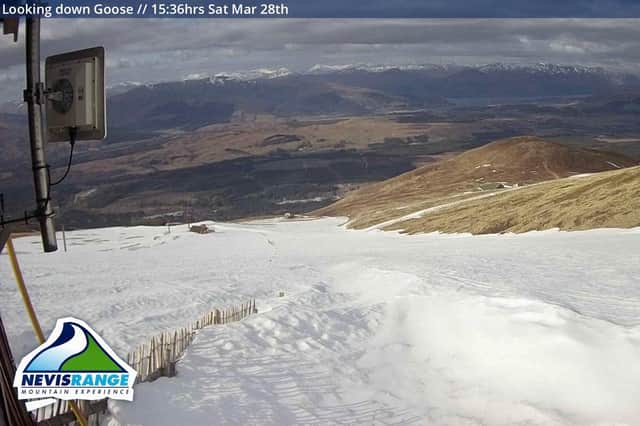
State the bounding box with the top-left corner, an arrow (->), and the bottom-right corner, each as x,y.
1,219 -> 639,425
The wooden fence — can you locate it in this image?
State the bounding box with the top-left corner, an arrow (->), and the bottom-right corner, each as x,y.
32,300 -> 257,425
129,299 -> 257,383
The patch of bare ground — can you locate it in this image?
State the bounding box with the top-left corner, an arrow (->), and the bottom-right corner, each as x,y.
315,136 -> 637,230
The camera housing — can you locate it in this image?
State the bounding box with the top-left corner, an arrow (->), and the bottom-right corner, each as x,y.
45,46 -> 106,142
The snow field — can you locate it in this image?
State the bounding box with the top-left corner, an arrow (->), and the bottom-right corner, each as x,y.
1,218 -> 639,424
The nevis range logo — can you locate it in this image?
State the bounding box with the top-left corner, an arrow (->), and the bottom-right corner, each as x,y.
14,317 -> 136,403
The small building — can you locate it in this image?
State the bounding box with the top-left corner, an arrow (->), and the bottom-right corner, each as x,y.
189,224 -> 211,234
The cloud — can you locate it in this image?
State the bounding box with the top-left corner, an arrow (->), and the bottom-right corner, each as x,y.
2,18 -> 640,102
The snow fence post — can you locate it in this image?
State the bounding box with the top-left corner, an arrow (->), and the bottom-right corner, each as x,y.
165,347 -> 176,378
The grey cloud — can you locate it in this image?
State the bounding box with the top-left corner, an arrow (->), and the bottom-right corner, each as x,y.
2,18 -> 640,102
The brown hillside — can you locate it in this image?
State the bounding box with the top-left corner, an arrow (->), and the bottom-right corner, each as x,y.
315,136 -> 637,229
387,165 -> 640,234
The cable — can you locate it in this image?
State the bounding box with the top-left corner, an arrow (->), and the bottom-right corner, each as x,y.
50,126 -> 77,186
1,127 -> 77,226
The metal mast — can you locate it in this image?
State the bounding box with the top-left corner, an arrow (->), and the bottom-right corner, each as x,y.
25,17 -> 57,252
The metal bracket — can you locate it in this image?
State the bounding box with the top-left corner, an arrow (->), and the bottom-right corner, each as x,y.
0,202 -> 57,257
1,17 -> 19,42
1,212 -> 52,226
23,82 -> 46,105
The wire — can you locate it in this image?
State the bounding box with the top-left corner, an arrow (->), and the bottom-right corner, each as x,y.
2,127 -> 77,226
50,127 -> 77,186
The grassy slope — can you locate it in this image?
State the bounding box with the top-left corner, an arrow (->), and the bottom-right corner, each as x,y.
387,165 -> 640,234
316,136 -> 638,232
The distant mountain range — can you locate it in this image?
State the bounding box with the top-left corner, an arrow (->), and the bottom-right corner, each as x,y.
94,63 -> 640,138
188,62 -> 627,79
3,63 -> 640,137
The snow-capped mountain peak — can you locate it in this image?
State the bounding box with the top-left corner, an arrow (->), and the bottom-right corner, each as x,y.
476,62 -> 607,75
181,68 -> 293,85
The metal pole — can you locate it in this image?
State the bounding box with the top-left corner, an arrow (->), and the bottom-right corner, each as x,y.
25,17 -> 57,253
5,238 -> 88,425
62,225 -> 67,252
6,238 -> 45,342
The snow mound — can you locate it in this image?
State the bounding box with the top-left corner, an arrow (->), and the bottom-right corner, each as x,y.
369,284 -> 640,424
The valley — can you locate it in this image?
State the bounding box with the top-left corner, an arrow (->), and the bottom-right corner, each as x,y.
2,64 -> 640,229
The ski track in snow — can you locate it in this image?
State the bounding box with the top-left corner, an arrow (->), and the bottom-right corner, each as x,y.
1,218 -> 639,425
364,181 -> 552,231
363,191 -> 505,231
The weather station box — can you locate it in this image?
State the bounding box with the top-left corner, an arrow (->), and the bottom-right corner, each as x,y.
45,47 -> 106,142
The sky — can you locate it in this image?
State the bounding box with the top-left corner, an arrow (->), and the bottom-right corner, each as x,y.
2,19 -> 640,102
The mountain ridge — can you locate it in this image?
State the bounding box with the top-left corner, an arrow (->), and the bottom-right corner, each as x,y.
386,165 -> 640,235
315,136 -> 638,230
